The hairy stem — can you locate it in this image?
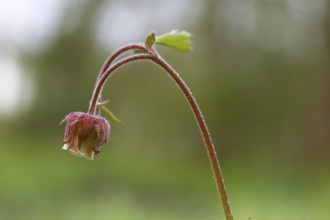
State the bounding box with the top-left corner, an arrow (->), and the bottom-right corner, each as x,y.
97,44 -> 147,80
92,44 -> 148,115
150,55 -> 234,220
88,49 -> 234,220
88,54 -> 154,114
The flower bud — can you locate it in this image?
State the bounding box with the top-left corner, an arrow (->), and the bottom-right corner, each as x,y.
61,112 -> 110,160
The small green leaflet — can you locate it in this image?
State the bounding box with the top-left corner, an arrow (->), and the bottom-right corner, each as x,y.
156,30 -> 193,52
133,49 -> 147,54
100,104 -> 122,125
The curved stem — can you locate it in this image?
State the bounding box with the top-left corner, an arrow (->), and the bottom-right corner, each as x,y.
88,54 -> 154,114
149,55 -> 234,220
88,50 -> 234,220
98,44 -> 147,80
92,44 -> 148,115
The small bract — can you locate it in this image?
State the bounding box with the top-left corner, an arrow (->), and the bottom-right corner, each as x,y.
61,112 -> 110,160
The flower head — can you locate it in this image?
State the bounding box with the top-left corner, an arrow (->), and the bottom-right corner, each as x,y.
61,112 -> 110,160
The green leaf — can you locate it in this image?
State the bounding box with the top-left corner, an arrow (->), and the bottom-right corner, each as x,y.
101,105 -> 122,125
156,30 -> 193,52
133,49 -> 147,54
145,32 -> 156,49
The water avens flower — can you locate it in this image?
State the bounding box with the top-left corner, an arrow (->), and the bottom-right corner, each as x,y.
60,31 -> 234,220
61,112 -> 110,160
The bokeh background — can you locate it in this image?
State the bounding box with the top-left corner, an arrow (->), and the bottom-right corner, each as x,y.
0,0 -> 329,219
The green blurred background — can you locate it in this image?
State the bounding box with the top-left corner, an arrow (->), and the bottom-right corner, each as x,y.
0,0 -> 329,219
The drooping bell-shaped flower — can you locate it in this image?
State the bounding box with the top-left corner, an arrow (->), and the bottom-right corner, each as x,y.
61,112 -> 110,160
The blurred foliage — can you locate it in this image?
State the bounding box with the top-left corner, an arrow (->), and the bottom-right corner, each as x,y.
1,130 -> 329,220
0,0 -> 329,219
